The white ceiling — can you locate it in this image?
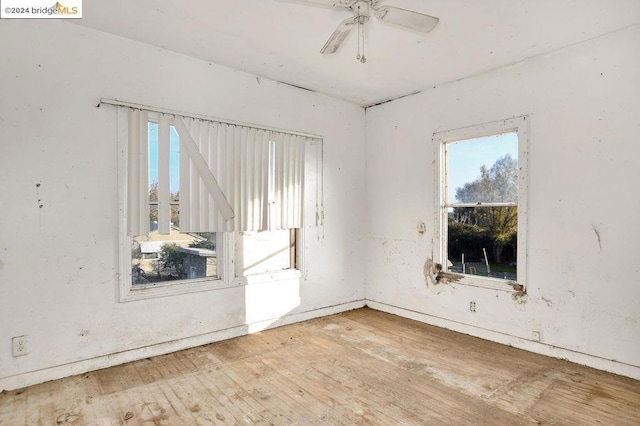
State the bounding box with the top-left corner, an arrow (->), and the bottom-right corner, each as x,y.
75,0 -> 640,107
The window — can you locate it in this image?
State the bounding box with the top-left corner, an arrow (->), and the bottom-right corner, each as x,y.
115,103 -> 319,301
434,117 -> 528,291
235,229 -> 297,277
122,112 -> 229,300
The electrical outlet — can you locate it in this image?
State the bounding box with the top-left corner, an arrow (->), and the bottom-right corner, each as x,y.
469,301 -> 476,312
12,335 -> 29,357
531,331 -> 541,342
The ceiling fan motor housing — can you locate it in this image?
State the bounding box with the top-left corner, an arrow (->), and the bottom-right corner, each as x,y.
353,1 -> 371,21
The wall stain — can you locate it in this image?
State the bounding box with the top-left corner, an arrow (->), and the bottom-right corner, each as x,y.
67,266 -> 84,285
512,291 -> 528,304
35,182 -> 44,209
592,225 -> 602,252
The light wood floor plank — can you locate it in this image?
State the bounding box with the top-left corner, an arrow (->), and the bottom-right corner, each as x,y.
1,308 -> 639,425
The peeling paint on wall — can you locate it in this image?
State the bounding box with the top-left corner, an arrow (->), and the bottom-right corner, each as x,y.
509,282 -> 524,292
436,271 -> 464,284
423,259 -> 437,286
424,258 -> 466,286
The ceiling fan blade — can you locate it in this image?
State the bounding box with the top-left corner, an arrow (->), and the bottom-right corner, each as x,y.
374,6 -> 439,33
320,17 -> 355,54
274,0 -> 351,10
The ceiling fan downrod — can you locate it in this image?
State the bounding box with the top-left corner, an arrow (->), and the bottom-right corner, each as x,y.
356,6 -> 367,63
355,2 -> 369,63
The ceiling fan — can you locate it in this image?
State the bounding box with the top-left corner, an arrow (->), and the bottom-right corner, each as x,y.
276,0 -> 439,62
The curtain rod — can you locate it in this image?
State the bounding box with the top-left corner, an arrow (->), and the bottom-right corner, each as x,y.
99,98 -> 323,140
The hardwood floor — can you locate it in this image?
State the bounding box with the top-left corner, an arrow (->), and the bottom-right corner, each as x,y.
1,308 -> 639,425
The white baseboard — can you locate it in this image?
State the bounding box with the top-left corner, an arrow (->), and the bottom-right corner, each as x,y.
366,300 -> 640,381
0,300 -> 365,391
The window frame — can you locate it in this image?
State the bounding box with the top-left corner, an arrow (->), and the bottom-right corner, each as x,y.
116,108 -> 309,302
117,111 -> 233,302
433,116 -> 529,292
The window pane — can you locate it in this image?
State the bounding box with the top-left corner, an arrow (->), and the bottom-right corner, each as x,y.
169,125 -> 180,197
148,123 -> 180,199
132,232 -> 218,285
447,133 -> 518,204
235,229 -> 294,276
447,206 -> 517,280
132,120 -> 213,287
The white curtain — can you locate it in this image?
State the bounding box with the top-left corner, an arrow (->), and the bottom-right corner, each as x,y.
126,109 -> 149,237
125,108 -> 310,235
270,133 -> 307,230
175,118 -> 270,233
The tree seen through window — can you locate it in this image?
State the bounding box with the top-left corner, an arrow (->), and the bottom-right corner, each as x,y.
446,133 -> 518,280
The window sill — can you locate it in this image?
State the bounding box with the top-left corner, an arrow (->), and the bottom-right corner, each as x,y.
436,272 -> 524,293
120,269 -> 304,302
121,277 -> 239,302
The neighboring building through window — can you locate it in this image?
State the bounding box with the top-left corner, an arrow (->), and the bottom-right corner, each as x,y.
434,117 -> 528,291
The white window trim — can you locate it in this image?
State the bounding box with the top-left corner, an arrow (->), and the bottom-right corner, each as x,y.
116,108 -> 309,302
433,116 -> 529,292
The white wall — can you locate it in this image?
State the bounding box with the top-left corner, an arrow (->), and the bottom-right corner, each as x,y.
364,26 -> 640,379
0,20 -> 366,390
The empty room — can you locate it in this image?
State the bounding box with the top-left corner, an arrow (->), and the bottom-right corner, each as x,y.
1,0 -> 639,424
